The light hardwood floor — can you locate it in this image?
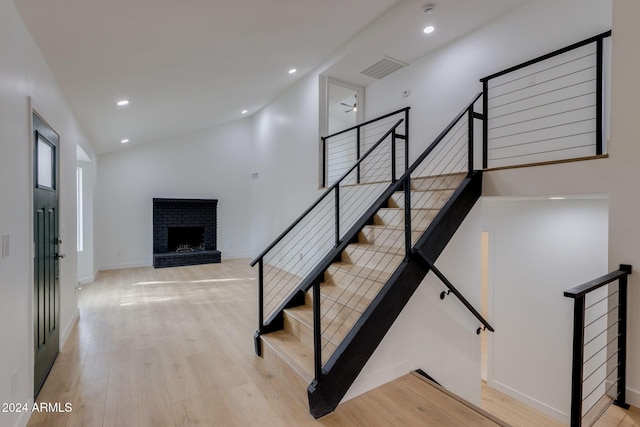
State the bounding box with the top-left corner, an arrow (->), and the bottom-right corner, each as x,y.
27,260 -> 638,426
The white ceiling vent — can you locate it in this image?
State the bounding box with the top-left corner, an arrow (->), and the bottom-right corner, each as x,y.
360,56 -> 408,80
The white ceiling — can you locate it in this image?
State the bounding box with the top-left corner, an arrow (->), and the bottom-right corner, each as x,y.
13,0 -> 529,154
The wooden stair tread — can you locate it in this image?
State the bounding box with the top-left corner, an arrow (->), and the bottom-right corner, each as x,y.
362,224 -> 432,235
286,304 -> 361,338
261,330 -> 314,384
318,283 -> 373,313
345,241 -> 404,255
327,262 -> 390,283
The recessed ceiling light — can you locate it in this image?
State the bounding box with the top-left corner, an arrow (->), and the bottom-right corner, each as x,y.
241,110 -> 248,114
121,139 -> 129,144
117,100 -> 129,106
288,68 -> 297,74
549,196 -> 566,200
423,26 -> 435,34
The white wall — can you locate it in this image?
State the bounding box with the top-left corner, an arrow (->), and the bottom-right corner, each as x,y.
250,72 -> 325,255
96,119 -> 253,269
0,1 -> 93,426
483,198 -> 608,422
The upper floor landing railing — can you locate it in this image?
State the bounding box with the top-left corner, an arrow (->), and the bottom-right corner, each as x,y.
480,31 -> 611,169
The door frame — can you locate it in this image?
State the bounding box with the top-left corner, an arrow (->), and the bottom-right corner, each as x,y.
31,107 -> 61,397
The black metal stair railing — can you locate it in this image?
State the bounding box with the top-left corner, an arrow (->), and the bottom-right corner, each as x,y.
311,92 -> 493,373
307,93 -> 492,417
251,93 -> 496,419
564,264 -> 632,427
250,113 -> 409,344
322,108 -> 409,187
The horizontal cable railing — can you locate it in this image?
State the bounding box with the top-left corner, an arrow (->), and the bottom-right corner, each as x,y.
480,31 -> 611,169
251,118 -> 408,330
564,264 -> 632,427
322,108 -> 409,187
313,93 -> 493,375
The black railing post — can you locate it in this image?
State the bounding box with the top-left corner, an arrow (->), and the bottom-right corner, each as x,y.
570,296 -> 586,427
482,83 -> 488,169
322,137 -> 327,187
258,259 -> 264,332
468,106 -> 474,175
595,38 -> 604,156
405,109 -> 410,172
334,184 -> 340,247
313,281 -> 323,380
391,132 -> 397,183
356,127 -> 361,184
404,175 -> 412,258
614,265 -> 630,408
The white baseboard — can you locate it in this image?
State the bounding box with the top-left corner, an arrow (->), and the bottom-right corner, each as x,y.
97,261 -> 150,271
60,309 -> 80,349
627,385 -> 640,408
77,275 -> 95,285
221,253 -> 252,260
488,379 -> 569,424
97,257 -> 251,271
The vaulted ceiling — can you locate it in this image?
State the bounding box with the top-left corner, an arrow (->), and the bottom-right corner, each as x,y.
13,0 -> 529,154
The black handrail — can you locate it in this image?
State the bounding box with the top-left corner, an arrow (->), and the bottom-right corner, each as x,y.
250,118 -> 404,266
564,264 -> 631,427
564,267 -> 630,299
416,250 -> 494,334
480,30 -> 611,82
322,107 -> 410,187
323,107 -> 410,140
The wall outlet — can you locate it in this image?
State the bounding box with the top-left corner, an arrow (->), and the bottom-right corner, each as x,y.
2,234 -> 9,258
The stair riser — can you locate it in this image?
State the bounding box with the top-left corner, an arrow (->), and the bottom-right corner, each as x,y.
259,338 -> 311,409
308,283 -> 375,314
341,247 -> 404,273
410,174 -> 465,191
374,210 -> 436,229
388,189 -> 454,210
324,269 -> 388,299
282,310 -> 343,361
283,310 -> 315,349
359,227 -> 421,247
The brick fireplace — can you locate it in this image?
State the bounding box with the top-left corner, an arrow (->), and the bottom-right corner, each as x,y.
152,198 -> 221,268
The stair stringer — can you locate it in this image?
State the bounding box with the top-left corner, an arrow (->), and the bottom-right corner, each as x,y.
307,170 -> 483,419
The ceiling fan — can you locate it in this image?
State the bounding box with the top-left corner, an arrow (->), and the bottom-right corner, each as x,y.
341,95 -> 357,113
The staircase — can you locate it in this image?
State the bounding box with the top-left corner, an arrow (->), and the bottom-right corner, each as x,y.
252,93 -> 492,418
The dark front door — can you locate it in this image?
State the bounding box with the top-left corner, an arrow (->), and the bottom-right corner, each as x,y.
33,113 -> 61,397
